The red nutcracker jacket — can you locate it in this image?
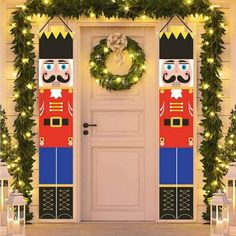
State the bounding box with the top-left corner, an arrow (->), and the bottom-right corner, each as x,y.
159,89 -> 193,148
39,89 -> 73,147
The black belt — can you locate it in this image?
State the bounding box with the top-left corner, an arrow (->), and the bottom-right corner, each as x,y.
44,118 -> 68,127
164,118 -> 189,127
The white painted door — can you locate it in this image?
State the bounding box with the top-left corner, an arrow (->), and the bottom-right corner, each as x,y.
81,26 -> 157,221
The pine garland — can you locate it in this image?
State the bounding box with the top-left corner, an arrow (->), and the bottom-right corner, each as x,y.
223,106 -> 236,163
10,0 -> 225,221
0,107 -> 15,165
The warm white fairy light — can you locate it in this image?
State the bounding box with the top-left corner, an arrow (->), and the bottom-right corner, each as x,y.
103,68 -> 108,74
103,47 -> 109,53
133,77 -> 139,82
90,12 -> 95,18
90,61 -> 95,67
22,58 -> 29,64
205,132 -> 211,138
26,83 -> 33,90
207,58 -> 214,64
124,6 -> 129,11
209,29 -> 214,35
116,77 -> 122,83
203,83 -> 210,90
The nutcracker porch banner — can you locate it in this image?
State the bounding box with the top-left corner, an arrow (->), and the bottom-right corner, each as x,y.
38,32 -> 73,219
159,32 -> 194,220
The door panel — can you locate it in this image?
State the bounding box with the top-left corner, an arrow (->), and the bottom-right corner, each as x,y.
81,27 -> 156,221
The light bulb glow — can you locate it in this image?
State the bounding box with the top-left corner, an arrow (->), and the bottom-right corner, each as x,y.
207,58 -> 214,64
133,77 -> 139,82
209,29 -> 214,34
27,83 -> 33,90
103,47 -> 109,53
90,12 -> 95,18
229,140 -> 234,145
124,6 -> 129,11
90,61 -> 95,67
22,58 -> 29,64
116,77 -> 122,83
103,69 -> 108,74
205,132 -> 211,138
203,83 -> 209,90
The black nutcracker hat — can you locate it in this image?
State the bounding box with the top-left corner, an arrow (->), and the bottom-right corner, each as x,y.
39,32 -> 73,59
160,32 -> 193,59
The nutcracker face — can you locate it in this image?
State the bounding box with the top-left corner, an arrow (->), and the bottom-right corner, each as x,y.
39,59 -> 73,88
159,59 -> 193,88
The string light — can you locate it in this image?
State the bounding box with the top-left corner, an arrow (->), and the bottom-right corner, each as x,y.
11,23 -> 16,28
14,92 -> 19,98
210,112 -> 215,117
141,15 -> 146,19
3,140 -> 8,145
22,58 -> 29,64
22,28 -> 27,35
133,77 -> 139,82
212,180 -> 218,186
207,58 -> 214,64
95,79 -> 100,84
103,47 -> 109,53
205,132 -> 211,138
217,93 -> 222,98
44,0 -> 49,4
90,61 -> 95,67
229,140 -> 234,145
25,132 -> 31,138
103,69 -> 108,74
204,16 -> 209,21
129,53 -> 134,58
26,83 -> 34,90
185,0 -> 193,5
27,41 -> 32,46
205,41 -> 209,46
26,16 -> 32,21
124,6 -> 129,11
90,12 -> 95,18
230,134 -> 234,138
209,29 -> 214,35
116,77 -> 122,83
202,83 -> 209,90
21,112 -> 26,117
141,64 -> 146,70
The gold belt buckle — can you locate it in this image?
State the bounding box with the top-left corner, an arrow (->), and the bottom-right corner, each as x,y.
50,117 -> 62,127
170,117 -> 182,127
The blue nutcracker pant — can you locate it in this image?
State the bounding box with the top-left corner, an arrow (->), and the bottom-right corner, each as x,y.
160,148 -> 193,185
39,147 -> 73,184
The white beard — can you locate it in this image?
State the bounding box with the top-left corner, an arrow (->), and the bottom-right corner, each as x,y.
171,89 -> 182,99
50,89 -> 62,99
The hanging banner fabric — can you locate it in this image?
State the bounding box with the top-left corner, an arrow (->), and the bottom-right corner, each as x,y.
159,32 -> 194,220
38,32 -> 73,219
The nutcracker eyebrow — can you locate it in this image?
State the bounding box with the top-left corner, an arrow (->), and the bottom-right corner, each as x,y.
179,60 -> 189,64
58,60 -> 68,64
44,60 -> 54,63
164,60 -> 174,64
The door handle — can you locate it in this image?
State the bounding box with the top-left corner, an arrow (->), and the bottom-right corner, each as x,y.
83,123 -> 97,128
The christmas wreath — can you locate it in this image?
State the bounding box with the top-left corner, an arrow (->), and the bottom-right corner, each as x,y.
89,33 -> 146,91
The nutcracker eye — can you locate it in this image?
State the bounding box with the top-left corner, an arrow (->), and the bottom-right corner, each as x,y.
59,64 -> 68,71
44,63 -> 54,71
179,64 -> 189,71
164,64 -> 174,71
